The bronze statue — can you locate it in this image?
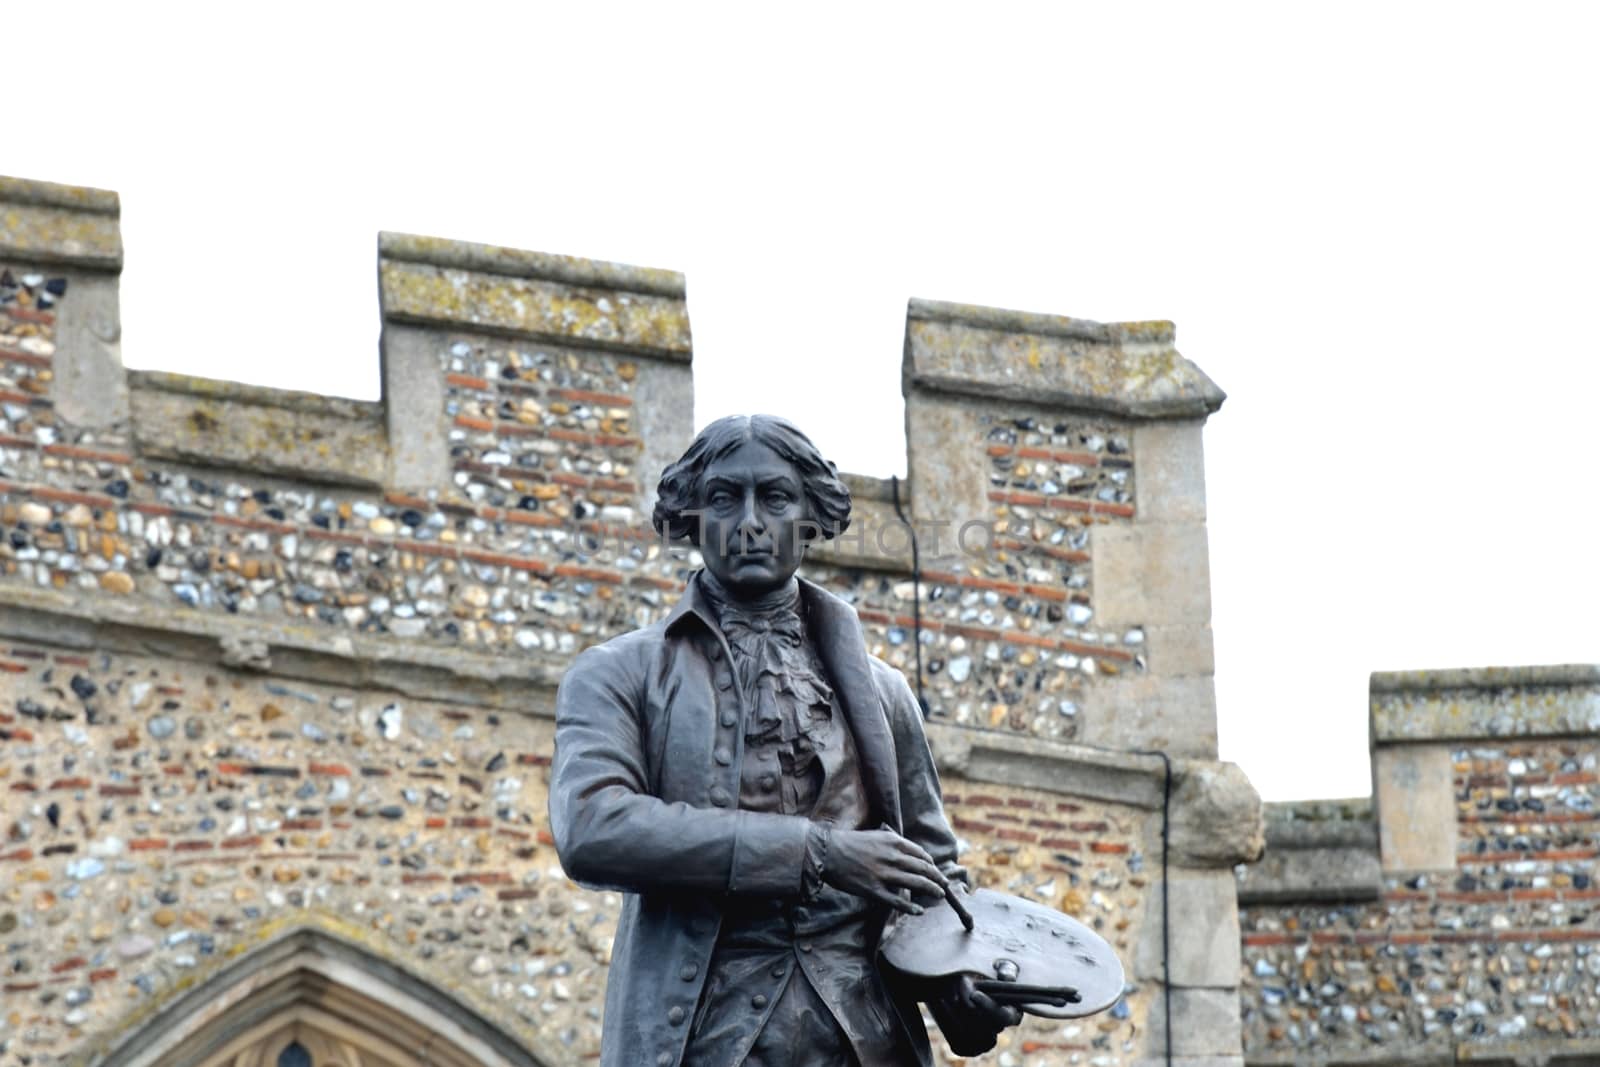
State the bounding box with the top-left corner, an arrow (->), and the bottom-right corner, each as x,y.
550,415 -> 1092,1066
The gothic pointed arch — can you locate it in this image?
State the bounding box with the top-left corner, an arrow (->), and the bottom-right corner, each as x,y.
83,922 -> 552,1067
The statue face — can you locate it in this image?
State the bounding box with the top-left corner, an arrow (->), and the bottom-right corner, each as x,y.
695,439 -> 810,599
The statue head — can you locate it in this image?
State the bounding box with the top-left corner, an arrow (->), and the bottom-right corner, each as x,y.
652,415 -> 852,599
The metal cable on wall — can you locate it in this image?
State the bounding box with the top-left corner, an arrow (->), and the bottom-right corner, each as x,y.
889,475 -> 929,718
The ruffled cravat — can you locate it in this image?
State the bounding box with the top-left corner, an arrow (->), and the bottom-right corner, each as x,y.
698,573 -> 835,776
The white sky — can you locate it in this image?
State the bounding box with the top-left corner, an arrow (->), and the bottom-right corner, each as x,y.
12,3 -> 1600,801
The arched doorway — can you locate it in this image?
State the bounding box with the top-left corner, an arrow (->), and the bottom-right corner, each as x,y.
87,925 -> 551,1067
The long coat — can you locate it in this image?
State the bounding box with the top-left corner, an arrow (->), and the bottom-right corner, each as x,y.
550,575 -> 963,1067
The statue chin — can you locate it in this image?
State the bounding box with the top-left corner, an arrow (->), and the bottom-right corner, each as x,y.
699,558 -> 802,604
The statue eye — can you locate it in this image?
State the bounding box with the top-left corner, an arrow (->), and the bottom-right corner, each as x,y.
707,489 -> 736,509
764,491 -> 792,508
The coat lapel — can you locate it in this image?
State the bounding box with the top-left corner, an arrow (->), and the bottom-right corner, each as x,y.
799,578 -> 902,831
660,577 -> 725,805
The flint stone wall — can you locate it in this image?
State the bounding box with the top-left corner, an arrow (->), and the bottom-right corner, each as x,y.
1238,668 -> 1600,1067
0,174 -> 1259,1067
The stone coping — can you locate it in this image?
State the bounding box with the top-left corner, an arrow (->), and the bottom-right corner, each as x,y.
129,371 -> 389,489
0,586 -> 562,715
908,297 -> 1174,345
1370,662 -> 1600,743
1262,798 -> 1377,850
130,369 -> 384,421
1236,855 -> 1382,906
0,174 -> 124,270
379,231 -> 685,298
840,471 -> 910,505
0,174 -> 120,215
928,722 -> 1172,809
378,257 -> 693,360
903,297 -> 1226,420
1371,663 -> 1600,692
1265,797 -> 1373,821
1236,798 -> 1380,905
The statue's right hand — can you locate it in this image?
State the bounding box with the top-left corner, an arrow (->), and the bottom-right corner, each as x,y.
822,828 -> 949,913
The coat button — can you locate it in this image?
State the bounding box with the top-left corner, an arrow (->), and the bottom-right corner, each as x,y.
751,993 -> 768,1009
715,672 -> 733,690
798,940 -> 813,953
680,963 -> 698,981
714,746 -> 733,766
709,786 -> 732,807
770,962 -> 786,978
668,1006 -> 686,1025
720,710 -> 738,728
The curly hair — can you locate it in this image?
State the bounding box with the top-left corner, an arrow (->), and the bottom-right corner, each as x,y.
652,414 -> 852,545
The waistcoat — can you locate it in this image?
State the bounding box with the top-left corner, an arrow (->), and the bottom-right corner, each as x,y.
681,581 -> 914,1067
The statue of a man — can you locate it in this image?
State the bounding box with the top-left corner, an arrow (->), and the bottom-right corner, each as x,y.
550,415 -> 1020,1066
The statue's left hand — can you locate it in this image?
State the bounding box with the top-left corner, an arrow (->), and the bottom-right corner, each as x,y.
927,973 -> 1023,1056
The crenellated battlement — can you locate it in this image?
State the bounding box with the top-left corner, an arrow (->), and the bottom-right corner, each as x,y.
0,175 -> 1257,1067
0,173 -> 1232,758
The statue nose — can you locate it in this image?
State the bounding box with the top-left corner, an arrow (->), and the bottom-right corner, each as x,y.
737,495 -> 765,535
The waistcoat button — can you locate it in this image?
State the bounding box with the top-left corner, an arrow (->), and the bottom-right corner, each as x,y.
680,963 -> 698,981
720,710 -> 738,728
714,747 -> 732,766
657,1053 -> 674,1066
715,671 -> 734,690
668,1006 -> 686,1025
709,786 -> 732,807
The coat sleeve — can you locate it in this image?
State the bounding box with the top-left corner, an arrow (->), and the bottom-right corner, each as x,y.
875,660 -> 967,888
549,638 -> 811,897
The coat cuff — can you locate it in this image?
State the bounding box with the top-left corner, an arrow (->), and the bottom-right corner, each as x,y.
727,811 -> 810,896
801,822 -> 831,900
